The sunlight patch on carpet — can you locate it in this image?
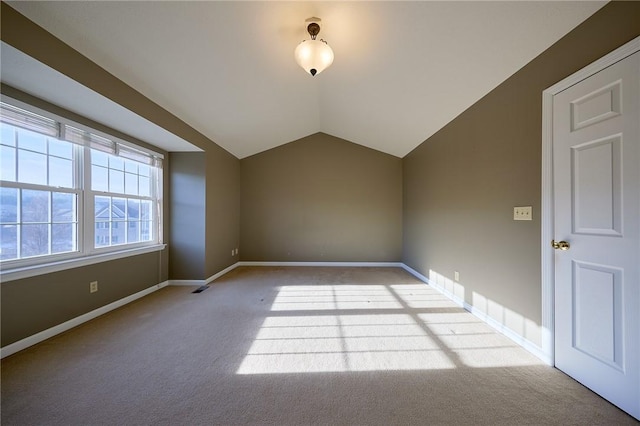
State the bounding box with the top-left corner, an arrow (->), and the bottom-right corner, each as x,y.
236,314 -> 457,374
270,285 -> 404,311
236,283 -> 542,374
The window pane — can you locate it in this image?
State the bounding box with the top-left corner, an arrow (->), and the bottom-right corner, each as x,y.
49,139 -> 72,159
109,169 -> 124,193
1,124 -> 16,147
49,156 -> 73,188
138,164 -> 150,177
0,224 -> 17,260
125,160 -> 138,173
95,222 -> 109,247
109,156 -> 124,171
21,223 -> 49,257
112,197 -> 126,220
92,165 -> 108,192
52,223 -> 74,254
91,150 -> 108,167
17,129 -> 47,153
140,200 -> 152,220
111,222 -> 125,245
52,192 -> 75,222
127,221 -> 140,243
95,196 -> 111,220
22,190 -> 49,223
141,221 -> 152,241
18,150 -> 47,185
0,145 -> 16,181
125,173 -> 138,195
127,199 -> 140,220
139,176 -> 150,197
0,187 -> 18,223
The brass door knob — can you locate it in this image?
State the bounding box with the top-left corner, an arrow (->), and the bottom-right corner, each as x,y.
552,240 -> 570,250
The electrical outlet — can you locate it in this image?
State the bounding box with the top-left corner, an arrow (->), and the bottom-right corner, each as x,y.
90,281 -> 98,293
235,248 -> 239,255
514,206 -> 532,221
454,271 -> 459,281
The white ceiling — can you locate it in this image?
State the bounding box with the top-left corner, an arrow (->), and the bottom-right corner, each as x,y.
3,1 -> 606,159
0,43 -> 201,153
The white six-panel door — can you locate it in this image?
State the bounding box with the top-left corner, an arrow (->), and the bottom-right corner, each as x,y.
553,51 -> 639,419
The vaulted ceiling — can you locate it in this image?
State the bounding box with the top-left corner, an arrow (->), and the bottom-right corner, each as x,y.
3,1 -> 606,158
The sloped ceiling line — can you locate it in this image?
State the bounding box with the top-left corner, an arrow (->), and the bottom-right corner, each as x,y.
2,1 -> 606,158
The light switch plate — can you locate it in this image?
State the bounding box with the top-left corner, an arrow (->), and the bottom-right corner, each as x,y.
514,206 -> 532,221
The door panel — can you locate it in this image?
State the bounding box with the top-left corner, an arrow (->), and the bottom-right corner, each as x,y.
572,260 -> 623,370
570,80 -> 622,131
553,51 -> 639,419
572,135 -> 622,235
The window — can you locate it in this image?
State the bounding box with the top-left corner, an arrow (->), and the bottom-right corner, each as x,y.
0,101 -> 163,270
91,151 -> 155,248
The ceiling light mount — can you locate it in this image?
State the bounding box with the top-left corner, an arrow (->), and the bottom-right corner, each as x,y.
306,22 -> 320,40
294,17 -> 334,77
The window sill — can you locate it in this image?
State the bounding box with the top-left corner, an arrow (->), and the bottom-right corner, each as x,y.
0,244 -> 166,283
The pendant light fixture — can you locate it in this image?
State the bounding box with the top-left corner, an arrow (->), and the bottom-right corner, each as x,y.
294,17 -> 334,76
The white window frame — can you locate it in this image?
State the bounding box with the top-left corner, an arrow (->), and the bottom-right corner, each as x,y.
83,147 -> 160,254
0,97 -> 165,282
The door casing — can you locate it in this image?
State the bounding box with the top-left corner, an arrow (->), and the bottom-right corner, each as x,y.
541,36 -> 640,365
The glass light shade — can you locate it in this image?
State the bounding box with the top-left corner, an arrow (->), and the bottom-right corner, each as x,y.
294,39 -> 334,76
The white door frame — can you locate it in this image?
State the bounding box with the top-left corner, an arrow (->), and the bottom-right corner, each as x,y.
541,35 -> 640,365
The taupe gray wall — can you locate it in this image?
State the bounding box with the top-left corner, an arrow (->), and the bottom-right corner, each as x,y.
205,148 -> 240,277
169,149 -> 240,280
1,253 -> 163,347
241,133 -> 402,262
402,1 -> 640,347
169,152 -> 206,279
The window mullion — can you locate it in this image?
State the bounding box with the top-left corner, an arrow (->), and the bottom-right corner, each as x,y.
46,138 -> 50,186
13,130 -> 18,182
83,144 -> 92,254
16,189 -> 22,259
154,166 -> 161,243
48,191 -> 52,255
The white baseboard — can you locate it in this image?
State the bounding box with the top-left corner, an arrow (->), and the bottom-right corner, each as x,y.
238,261 -> 403,268
0,280 -> 169,359
401,264 -> 467,306
2,261 -> 551,365
205,262 -> 241,283
466,302 -> 551,364
169,279 -> 206,286
401,264 -> 551,365
169,262 -> 241,286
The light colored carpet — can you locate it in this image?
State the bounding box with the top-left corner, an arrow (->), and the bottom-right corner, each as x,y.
1,266 -> 636,425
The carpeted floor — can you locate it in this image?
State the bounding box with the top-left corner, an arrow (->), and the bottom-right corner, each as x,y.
1,267 -> 637,425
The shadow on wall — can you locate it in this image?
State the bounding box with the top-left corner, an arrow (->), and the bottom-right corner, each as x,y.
427,269 -> 543,351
